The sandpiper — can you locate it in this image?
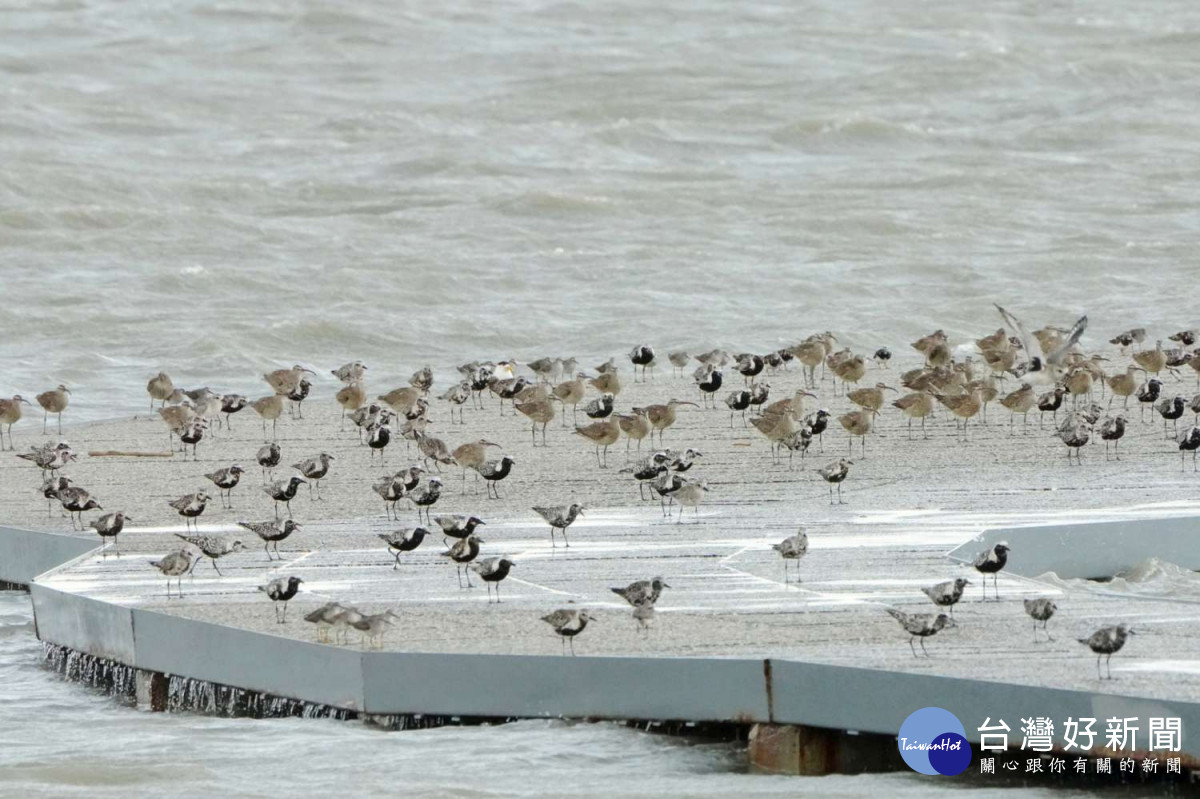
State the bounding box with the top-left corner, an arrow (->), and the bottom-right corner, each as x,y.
168,491 -> 211,532
36,385 -> 70,434
817,458 -> 851,505
630,344 -> 656,382
672,479 -> 708,524
885,608 -> 955,657
921,577 -> 969,617
533,503 -> 584,548
331,360 -> 367,384
414,432 -> 455,472
174,533 -> 244,575
0,395 -> 30,451
351,610 -> 402,649
472,557 -> 515,603
149,549 -> 194,598
410,476 -> 444,521
294,453 -> 335,500
575,416 -> 621,467
644,399 -> 698,446
542,609 -> 593,655
304,602 -> 349,642
1078,625 -> 1134,680
441,535 -> 483,587
1023,597 -> 1057,642
477,456 -> 514,499
667,351 -> 690,376
611,576 -> 670,608
237,519 -> 301,560
772,529 -> 808,583
147,372 -> 174,409
90,511 -> 131,558
972,542 -> 1009,600
259,576 -> 304,623
204,465 -> 245,508
264,475 -> 307,518
251,395 -> 284,439
264,364 -> 315,396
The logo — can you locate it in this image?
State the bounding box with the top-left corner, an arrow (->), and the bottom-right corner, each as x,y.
898,707 -> 972,775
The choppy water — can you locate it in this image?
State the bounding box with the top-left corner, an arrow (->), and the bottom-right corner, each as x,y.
4,0 -> 1200,421
3,0 -> 1199,793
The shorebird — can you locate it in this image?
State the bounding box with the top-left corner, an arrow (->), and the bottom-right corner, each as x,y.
533,503 -> 584,548
57,486 -> 100,530
542,609 -> 593,655
622,451 -> 672,500
264,475 -> 307,518
1132,340 -> 1168,377
575,416 -> 620,467
1110,328 -> 1146,352
630,344 -> 656,382
259,576 -> 304,623
1155,396 -> 1186,439
328,606 -> 366,645
414,432 -> 455,472
168,491 -> 211,532
1135,377 -> 1163,422
433,515 -> 485,546
351,610 -> 402,649
515,398 -> 556,446
1177,425 -> 1200,471
146,372 -> 174,410
336,383 -> 367,429
618,407 -> 652,452
735,353 -> 765,386
19,441 -> 76,476
589,370 -> 622,398
773,529 -> 808,583
285,377 -> 311,419
644,399 -> 698,446
1036,385 -> 1066,427
912,329 -> 947,360
668,351 -> 690,376
476,456 -> 514,499
996,306 -> 1088,379
725,390 -> 751,427
410,365 -> 434,393
177,418 -> 207,460
174,533 -> 244,575
237,519 -> 300,560
633,603 -> 656,633
921,578 -> 969,617
788,340 -> 826,388
763,388 -> 815,422
215,393 -> 246,430
847,383 -> 896,415
0,395 -> 30,450
472,557 -> 515,603
373,473 -> 407,520
265,364 -> 315,396
491,376 -> 530,416
872,347 -> 891,368
332,360 -> 367,384
972,542 -> 1009,600
204,465 -> 244,508
524,357 -> 558,384
251,395 -> 284,438
935,388 -> 983,442
304,602 -> 350,642
376,527 -> 431,568
1057,417 -> 1090,463
892,391 -> 933,439
158,403 -> 195,450
410,476 -> 444,520
672,480 -> 708,523
149,549 -> 194,598
611,577 -> 669,607
997,383 -> 1036,434
750,411 -> 796,463
831,355 -> 867,395
450,439 -> 500,492
694,366 -> 723,408
90,511 -> 131,558
581,393 -> 615,420
367,420 -> 394,462
777,426 -> 813,469
291,453 -> 333,500
378,386 -> 422,416
550,373 -> 588,426
694,349 -> 730,368
41,475 -> 71,517
1098,414 -> 1126,460
817,458 -> 851,505
1170,329 -> 1197,347
36,385 -> 70,434
1023,597 -> 1057,642
1078,625 -> 1134,680
255,441 -> 281,481
441,535 -> 483,588
437,381 -> 471,425
837,410 -> 872,456
885,608 -> 955,657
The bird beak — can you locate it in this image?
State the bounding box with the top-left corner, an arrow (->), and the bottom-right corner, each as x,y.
884,386 -> 898,393
682,402 -> 700,408
303,368 -> 316,375
20,398 -> 30,405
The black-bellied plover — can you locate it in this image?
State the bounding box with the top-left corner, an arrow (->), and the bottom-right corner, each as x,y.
476,456 -> 514,499
218,393 -> 247,430
1098,414 -> 1127,460
645,399 -> 698,446
90,511 -> 131,558
1135,377 -> 1163,423
410,476 -> 444,521
972,541 -> 1009,600
633,603 -> 655,633
651,470 -> 685,517
56,485 -> 100,530
332,360 -> 367,384
20,441 -> 76,476
694,366 -> 723,408
259,576 -> 304,623
1057,417 -> 1090,463
441,535 -> 483,587
1155,396 -> 1187,439
177,418 -> 207,460
582,393 -> 615,420
885,608 -> 955,657
1036,385 -> 1066,428
434,514 -> 486,543
1023,597 -> 1057,642
621,451 -> 672,500
149,549 -> 194,598
237,519 -> 301,560
1078,624 -> 1135,680
36,385 -> 70,434
204,465 -> 245,509
542,609 -> 593,655
817,458 -> 851,505
873,347 -> 892,368
630,345 -> 656,382
264,476 -> 307,518
725,390 -> 752,427
410,365 -> 434,393
367,420 -> 392,462
0,395 -> 31,452
920,578 -> 969,617
286,377 -> 311,419
168,491 -> 211,532
471,557 -> 514,603
1179,425 -> 1200,471
533,503 -> 584,548
147,372 -> 174,409
378,527 -> 431,569
611,577 -> 669,608
373,473 -> 406,520
40,475 -> 71,517
438,381 -> 471,425
735,353 -> 765,386
293,452 -> 334,500
772,529 -> 808,583
256,441 -> 282,481
174,533 -> 244,575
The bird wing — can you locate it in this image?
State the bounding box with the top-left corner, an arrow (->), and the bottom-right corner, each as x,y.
1046,315 -> 1088,366
994,304 -> 1033,361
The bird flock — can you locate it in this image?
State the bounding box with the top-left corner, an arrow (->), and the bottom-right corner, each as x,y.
4,306 -> 1193,661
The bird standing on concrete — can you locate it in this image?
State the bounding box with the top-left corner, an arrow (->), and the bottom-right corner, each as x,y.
264,476 -> 307,518
204,465 -> 245,509
1078,625 -> 1134,680
173,533 -> 244,576
611,577 -> 669,608
817,458 -> 852,505
168,491 -> 210,532
410,476 -> 444,521
378,527 -> 431,569
533,503 -> 584,548
237,519 -> 301,560
972,542 -> 1010,600
256,441 -> 281,481
149,549 -> 194,598
259,576 -> 304,623
90,511 -> 131,558
885,608 -> 955,657
472,557 -> 515,603
251,395 -> 284,439
645,399 -> 699,446
441,535 -> 483,588
542,609 -> 594,655
434,514 -> 486,544
293,453 -> 335,500
630,345 -> 656,382
773,529 -> 808,583
1024,598 -> 1057,642
920,578 -> 969,617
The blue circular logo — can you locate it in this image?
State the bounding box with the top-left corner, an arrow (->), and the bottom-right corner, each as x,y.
897,707 -> 971,775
